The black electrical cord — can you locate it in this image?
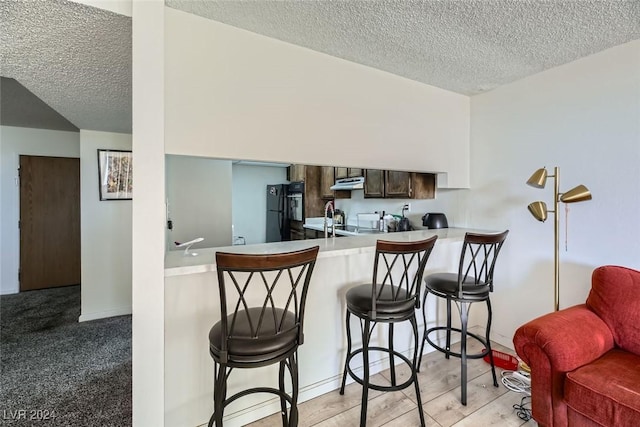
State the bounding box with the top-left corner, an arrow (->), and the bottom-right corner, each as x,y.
513,395 -> 532,421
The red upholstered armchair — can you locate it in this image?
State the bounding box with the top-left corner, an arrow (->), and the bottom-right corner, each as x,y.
513,265 -> 640,427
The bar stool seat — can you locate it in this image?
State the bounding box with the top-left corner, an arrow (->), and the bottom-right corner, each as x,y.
426,273 -> 491,299
346,284 -> 415,318
209,308 -> 297,365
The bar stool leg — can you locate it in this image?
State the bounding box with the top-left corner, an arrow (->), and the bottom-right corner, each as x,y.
278,360 -> 288,426
389,323 -> 396,387
290,352 -> 299,427
360,318 -> 371,427
486,299 -> 498,388
210,362 -> 226,426
339,310 -> 352,395
410,315 -> 426,427
417,291 -> 429,372
459,302 -> 469,406
445,298 -> 452,359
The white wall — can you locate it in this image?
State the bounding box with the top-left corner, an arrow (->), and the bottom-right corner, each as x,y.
0,126 -> 80,294
165,155 -> 233,249
79,130 -> 132,321
468,40 -> 640,347
132,1 -> 166,425
231,164 -> 288,245
164,8 -> 471,188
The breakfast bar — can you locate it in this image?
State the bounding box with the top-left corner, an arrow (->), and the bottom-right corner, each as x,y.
164,228 -> 484,427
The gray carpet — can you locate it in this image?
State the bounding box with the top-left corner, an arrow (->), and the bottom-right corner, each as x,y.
0,285 -> 131,426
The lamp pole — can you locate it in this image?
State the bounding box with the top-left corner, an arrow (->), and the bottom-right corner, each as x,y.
553,167 -> 560,312
527,166 -> 591,313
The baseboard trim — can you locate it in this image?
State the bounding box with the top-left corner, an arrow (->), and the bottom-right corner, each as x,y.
79,306 -> 132,322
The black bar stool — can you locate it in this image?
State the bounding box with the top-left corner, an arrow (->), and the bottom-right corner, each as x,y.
339,237 -> 437,427
418,230 -> 508,405
208,246 -> 319,427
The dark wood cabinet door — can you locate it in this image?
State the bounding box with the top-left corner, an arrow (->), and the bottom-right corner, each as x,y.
412,173 -> 436,199
289,164 -> 305,182
385,170 -> 412,198
364,169 -> 385,198
320,166 -> 335,199
304,166 -> 325,218
335,167 -> 348,180
348,168 -> 363,177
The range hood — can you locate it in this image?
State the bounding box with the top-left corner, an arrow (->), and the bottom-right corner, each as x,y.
330,176 -> 365,190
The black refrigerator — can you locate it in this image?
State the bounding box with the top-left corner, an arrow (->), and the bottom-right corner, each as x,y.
266,184 -> 290,242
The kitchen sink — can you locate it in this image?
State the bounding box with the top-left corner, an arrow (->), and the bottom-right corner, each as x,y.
336,225 -> 381,235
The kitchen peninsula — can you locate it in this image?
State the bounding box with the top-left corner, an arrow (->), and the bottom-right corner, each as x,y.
164,227 -> 484,427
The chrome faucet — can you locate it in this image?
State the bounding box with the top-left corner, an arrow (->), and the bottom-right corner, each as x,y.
324,201 -> 336,238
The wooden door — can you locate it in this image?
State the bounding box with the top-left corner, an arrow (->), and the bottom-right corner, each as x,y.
385,170 -> 412,198
364,169 -> 385,198
19,156 -> 80,291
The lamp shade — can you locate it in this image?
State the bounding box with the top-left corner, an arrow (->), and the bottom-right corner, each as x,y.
528,201 -> 548,222
527,168 -> 548,188
560,184 -> 592,203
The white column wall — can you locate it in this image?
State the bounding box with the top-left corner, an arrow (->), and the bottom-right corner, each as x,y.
468,40 -> 640,347
132,1 -> 165,426
79,130 -> 132,321
0,126 -> 80,295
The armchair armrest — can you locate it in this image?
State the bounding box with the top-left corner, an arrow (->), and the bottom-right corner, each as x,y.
514,304 -> 614,372
513,305 -> 615,426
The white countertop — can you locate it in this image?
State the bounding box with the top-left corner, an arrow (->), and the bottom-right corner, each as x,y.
164,228 -> 485,277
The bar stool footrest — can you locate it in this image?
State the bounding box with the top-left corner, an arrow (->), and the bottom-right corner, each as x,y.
208,387 -> 295,427
425,326 -> 490,360
345,346 -> 417,392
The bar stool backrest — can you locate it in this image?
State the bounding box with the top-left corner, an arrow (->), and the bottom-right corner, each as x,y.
215,246 -> 319,360
371,237 -> 437,319
457,231 -> 509,298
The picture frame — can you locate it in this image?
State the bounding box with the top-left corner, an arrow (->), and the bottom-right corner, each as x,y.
97,149 -> 133,200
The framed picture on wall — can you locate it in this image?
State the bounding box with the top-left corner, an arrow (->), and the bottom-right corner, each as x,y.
97,149 -> 133,200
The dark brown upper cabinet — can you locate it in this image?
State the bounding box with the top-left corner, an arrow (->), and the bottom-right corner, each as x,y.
348,168 -> 363,177
364,169 -> 385,198
384,170 -> 412,198
320,166 -> 335,199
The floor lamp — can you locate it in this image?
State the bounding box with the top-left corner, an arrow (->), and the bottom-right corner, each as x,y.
526,167 -> 592,311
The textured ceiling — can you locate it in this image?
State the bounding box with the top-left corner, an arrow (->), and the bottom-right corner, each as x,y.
167,0 -> 640,95
0,77 -> 79,132
0,0 -> 131,133
1,1 -> 638,134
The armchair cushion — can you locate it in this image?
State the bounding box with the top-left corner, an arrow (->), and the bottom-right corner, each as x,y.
587,265 -> 640,356
565,349 -> 640,427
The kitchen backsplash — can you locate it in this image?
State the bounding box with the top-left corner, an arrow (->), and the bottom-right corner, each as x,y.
334,188 -> 465,229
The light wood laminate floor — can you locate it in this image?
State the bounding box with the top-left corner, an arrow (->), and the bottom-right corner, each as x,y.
247,336 -> 537,427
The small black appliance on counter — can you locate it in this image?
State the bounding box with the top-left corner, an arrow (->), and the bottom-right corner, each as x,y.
422,213 -> 448,229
